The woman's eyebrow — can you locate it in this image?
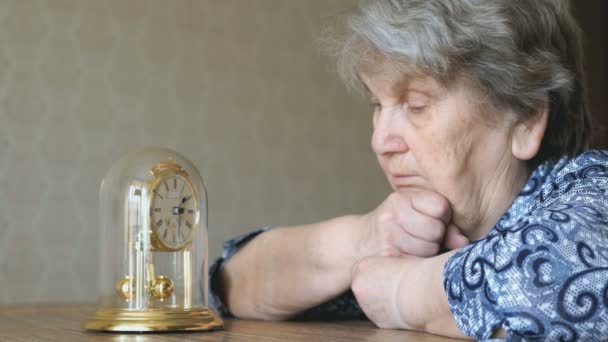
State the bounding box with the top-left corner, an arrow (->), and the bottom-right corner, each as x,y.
391,79 -> 408,94
402,84 -> 440,99
392,79 -> 432,99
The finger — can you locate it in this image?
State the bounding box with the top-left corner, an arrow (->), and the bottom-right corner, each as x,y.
443,223 -> 470,250
398,208 -> 446,243
409,191 -> 452,225
394,232 -> 440,257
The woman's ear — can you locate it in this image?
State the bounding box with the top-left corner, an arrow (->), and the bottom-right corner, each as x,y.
511,102 -> 549,161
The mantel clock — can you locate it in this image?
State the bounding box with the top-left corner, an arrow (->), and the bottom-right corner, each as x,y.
85,147 -> 223,332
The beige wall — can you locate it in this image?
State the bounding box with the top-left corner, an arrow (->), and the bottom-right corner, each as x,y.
0,0 -> 389,304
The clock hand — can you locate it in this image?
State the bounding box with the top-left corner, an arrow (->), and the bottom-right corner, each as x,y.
175,195 -> 192,241
177,196 -> 187,237
177,215 -> 181,237
180,196 -> 191,206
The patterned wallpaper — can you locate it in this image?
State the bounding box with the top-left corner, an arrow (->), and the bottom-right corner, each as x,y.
0,0 -> 390,304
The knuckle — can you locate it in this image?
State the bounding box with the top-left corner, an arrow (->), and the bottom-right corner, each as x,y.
413,190 -> 451,220
435,195 -> 450,213
413,215 -> 443,242
401,233 -> 423,256
428,222 -> 446,242
351,278 -> 364,297
404,235 -> 439,257
415,242 -> 439,257
426,243 -> 440,256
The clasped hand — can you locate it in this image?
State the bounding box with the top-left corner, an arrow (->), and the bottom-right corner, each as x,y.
351,189 -> 469,329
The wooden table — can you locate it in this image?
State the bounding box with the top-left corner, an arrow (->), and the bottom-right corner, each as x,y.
0,304 -> 460,341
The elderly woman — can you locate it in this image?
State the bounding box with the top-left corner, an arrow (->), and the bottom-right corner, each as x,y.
210,0 -> 607,340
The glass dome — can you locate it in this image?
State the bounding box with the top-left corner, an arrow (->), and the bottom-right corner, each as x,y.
85,147 -> 223,332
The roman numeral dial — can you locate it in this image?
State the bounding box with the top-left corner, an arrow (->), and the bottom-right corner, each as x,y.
150,172 -> 198,250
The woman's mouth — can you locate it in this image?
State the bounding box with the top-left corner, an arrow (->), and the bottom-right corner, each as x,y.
390,174 -> 421,187
390,174 -> 416,185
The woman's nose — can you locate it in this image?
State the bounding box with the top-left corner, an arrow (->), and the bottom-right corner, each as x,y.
371,112 -> 408,155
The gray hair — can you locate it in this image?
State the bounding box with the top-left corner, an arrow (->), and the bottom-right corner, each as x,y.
333,0 -> 591,167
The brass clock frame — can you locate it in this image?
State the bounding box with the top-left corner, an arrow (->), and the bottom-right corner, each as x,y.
85,154 -> 223,333
85,307 -> 223,332
149,161 -> 200,252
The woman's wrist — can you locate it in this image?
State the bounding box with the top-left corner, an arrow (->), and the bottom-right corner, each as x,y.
394,251 -> 464,337
308,215 -> 369,288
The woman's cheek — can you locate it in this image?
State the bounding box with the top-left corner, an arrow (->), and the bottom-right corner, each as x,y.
446,128 -> 474,164
435,109 -> 477,167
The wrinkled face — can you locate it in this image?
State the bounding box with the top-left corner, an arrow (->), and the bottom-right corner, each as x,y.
363,73 -> 521,231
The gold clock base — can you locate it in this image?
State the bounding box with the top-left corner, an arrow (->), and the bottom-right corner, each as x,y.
84,307 -> 224,332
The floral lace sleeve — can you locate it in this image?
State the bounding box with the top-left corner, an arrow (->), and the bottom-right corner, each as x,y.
444,196 -> 608,341
209,227 -> 364,320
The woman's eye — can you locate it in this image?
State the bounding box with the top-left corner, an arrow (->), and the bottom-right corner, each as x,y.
408,105 -> 427,114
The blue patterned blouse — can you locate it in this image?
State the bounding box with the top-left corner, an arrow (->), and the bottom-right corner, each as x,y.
210,150 -> 608,341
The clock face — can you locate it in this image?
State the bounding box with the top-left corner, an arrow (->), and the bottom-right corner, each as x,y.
150,173 -> 198,250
